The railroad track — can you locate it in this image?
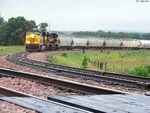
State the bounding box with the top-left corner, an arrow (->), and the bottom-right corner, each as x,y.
7,52 -> 150,90
0,67 -> 123,95
0,67 -> 123,113
0,86 -> 92,113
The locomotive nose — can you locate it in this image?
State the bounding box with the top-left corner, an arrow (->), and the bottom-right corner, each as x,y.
31,34 -> 35,38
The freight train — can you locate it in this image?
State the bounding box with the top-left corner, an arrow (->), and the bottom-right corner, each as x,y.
25,31 -> 150,51
25,30 -> 59,51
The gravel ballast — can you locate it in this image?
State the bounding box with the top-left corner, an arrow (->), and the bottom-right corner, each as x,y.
0,51 -> 149,112
0,51 -> 149,95
0,76 -> 79,98
27,51 -> 150,95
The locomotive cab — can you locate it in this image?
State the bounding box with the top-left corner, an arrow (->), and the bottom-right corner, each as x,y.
25,30 -> 42,51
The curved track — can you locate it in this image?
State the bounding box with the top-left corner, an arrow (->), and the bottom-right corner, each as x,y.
7,52 -> 150,90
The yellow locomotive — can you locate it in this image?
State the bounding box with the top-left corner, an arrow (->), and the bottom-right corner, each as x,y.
25,30 -> 59,51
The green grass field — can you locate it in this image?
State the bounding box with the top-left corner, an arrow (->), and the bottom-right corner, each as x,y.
0,46 -> 25,55
48,50 -> 150,77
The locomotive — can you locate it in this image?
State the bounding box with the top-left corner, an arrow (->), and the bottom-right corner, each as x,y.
25,30 -> 59,51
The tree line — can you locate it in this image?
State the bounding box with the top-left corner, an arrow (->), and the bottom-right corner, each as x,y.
0,16 -> 37,45
0,16 -> 49,45
72,30 -> 150,40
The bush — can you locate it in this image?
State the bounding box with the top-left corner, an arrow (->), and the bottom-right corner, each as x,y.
82,56 -> 88,68
130,66 -> 149,77
144,64 -> 150,73
61,53 -> 68,57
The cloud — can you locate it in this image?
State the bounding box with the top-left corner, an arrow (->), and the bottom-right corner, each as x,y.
1,0 -> 150,32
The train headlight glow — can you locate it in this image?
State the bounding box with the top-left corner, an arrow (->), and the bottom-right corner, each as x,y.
26,41 -> 30,44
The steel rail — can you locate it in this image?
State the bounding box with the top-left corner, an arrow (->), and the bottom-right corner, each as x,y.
0,86 -> 92,113
0,86 -> 29,97
0,67 -> 124,94
7,53 -> 150,89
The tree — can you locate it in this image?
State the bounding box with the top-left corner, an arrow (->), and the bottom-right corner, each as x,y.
0,16 -> 37,45
39,23 -> 48,32
25,20 -> 37,31
72,30 -> 150,40
0,16 -> 4,25
0,15 -> 5,43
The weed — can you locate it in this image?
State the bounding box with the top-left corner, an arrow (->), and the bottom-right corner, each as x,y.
82,56 -> 88,68
130,66 -> 149,77
61,53 -> 68,57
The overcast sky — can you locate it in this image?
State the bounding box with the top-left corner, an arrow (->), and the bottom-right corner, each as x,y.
0,0 -> 150,32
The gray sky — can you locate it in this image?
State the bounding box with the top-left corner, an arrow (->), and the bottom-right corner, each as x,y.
0,0 -> 150,32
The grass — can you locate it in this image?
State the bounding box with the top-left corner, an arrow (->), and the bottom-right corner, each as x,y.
0,46 -> 25,55
48,50 -> 150,77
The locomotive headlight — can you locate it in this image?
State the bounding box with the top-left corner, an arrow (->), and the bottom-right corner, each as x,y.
26,41 -> 30,44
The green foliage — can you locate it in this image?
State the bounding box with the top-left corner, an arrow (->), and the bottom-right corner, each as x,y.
0,16 -> 36,45
48,50 -> 150,77
0,16 -> 4,25
72,30 -> 150,40
61,53 -> 68,57
130,66 -> 149,77
82,56 -> 88,68
144,64 -> 150,73
39,23 -> 48,32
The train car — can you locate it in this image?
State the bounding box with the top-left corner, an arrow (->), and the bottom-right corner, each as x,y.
87,38 -> 104,49
72,38 -> 88,49
104,39 -> 122,49
140,40 -> 150,48
25,30 -> 59,51
121,39 -> 141,49
59,37 -> 73,49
